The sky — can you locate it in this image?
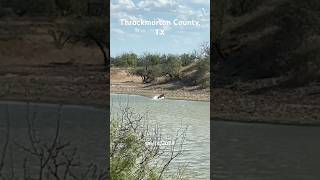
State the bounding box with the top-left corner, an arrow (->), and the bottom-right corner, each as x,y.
110,0 -> 210,57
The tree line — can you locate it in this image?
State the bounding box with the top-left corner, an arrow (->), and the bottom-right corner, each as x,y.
111,43 -> 210,87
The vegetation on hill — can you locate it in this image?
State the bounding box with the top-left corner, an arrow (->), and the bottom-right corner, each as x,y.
213,0 -> 320,87
111,43 -> 210,88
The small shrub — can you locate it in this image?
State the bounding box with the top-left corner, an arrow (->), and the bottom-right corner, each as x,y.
165,55 -> 182,79
194,58 -> 210,87
132,65 -> 163,83
180,53 -> 196,66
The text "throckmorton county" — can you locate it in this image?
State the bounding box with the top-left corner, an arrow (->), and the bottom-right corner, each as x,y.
120,19 -> 201,27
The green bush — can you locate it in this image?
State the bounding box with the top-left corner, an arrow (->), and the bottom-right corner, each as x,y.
149,54 -> 161,66
114,53 -> 138,67
132,65 -> 163,83
149,65 -> 163,79
111,107 -> 187,180
165,55 -> 182,79
194,58 -> 210,87
180,53 -> 196,66
139,53 -> 161,66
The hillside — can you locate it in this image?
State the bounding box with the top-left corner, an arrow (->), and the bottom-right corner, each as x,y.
0,18 -> 108,107
110,65 -> 210,101
215,0 -> 320,84
212,0 -> 320,124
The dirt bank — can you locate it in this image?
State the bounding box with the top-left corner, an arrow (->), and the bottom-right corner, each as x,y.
212,82 -> 320,125
110,68 -> 209,101
0,64 -> 108,108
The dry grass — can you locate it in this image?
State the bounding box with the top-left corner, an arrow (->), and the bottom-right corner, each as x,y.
110,68 -> 142,84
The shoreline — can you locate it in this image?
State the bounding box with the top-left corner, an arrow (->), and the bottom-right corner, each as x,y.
111,81 -> 320,125
212,88 -> 320,126
110,92 -> 209,102
0,98 -> 108,111
0,96 -> 108,111
110,82 -> 210,102
1,62 -> 318,126
111,88 -> 320,126
213,115 -> 320,126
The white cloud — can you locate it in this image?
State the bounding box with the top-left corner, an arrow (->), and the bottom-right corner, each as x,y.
111,11 -> 144,22
190,0 -> 209,4
111,28 -> 125,34
138,0 -> 178,11
119,0 -> 136,7
173,5 -> 209,20
175,5 -> 195,17
111,0 -> 136,12
111,0 -> 209,21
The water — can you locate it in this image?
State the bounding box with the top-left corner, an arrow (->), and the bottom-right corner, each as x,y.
111,93 -> 210,180
212,120 -> 320,180
0,101 -> 108,177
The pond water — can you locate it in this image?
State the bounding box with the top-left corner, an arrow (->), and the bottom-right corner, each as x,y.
0,101 -> 108,177
111,93 -> 210,180
212,120 -> 320,180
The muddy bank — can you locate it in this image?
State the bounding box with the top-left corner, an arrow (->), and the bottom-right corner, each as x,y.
212,85 -> 320,125
111,82 -> 209,102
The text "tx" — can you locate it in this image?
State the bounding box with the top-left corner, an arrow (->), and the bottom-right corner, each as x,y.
155,29 -> 165,36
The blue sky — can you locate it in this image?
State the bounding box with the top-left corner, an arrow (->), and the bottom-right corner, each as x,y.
110,0 -> 210,57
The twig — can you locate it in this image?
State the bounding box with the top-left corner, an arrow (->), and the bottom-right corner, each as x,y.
0,104 -> 10,176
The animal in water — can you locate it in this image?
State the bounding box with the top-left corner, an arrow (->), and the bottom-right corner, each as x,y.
158,94 -> 165,99
152,94 -> 165,100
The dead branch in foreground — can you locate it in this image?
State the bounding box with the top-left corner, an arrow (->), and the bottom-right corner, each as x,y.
0,103 -> 108,180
